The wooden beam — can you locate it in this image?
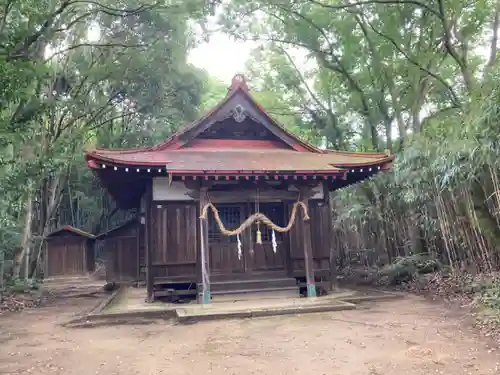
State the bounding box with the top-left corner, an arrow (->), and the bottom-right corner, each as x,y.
144,182 -> 154,302
300,187 -> 316,297
183,179 -> 201,191
207,188 -> 298,203
198,187 -> 211,304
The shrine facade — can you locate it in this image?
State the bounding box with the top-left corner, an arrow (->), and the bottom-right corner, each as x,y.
86,75 -> 394,302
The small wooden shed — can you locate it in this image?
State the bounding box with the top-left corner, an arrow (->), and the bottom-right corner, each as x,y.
96,217 -> 145,283
43,225 -> 96,279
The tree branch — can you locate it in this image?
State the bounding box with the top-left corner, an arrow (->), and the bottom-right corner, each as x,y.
306,0 -> 443,19
420,106 -> 459,131
363,18 -> 462,109
71,0 -> 160,16
275,45 -> 329,113
265,8 -> 375,124
10,0 -> 72,59
486,2 -> 500,72
42,42 -> 147,62
0,0 -> 13,35
435,0 -> 474,92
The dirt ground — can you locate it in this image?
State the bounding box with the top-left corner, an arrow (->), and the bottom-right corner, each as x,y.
0,295 -> 499,375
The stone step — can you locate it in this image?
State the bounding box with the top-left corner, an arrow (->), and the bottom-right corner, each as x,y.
175,300 -> 357,324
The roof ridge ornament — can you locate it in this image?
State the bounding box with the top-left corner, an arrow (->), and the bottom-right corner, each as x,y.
230,73 -> 249,92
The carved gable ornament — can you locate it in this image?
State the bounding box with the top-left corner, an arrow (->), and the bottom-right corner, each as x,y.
217,104 -> 248,123
232,104 -> 246,122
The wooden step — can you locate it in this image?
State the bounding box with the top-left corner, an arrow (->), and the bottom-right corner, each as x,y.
154,288 -> 198,298
211,277 -> 297,293
211,286 -> 299,296
211,271 -> 288,282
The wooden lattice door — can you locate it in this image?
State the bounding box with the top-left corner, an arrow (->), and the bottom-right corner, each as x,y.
246,202 -> 287,272
207,204 -> 245,274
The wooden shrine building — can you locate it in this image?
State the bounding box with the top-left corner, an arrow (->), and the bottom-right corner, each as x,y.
96,218 -> 145,282
43,225 -> 96,279
85,75 -> 394,303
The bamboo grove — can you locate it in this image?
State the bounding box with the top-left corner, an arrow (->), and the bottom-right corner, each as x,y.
221,0 -> 500,276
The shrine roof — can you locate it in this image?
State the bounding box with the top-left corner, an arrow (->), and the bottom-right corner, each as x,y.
85,74 -> 394,174
86,147 -> 391,173
45,225 -> 96,240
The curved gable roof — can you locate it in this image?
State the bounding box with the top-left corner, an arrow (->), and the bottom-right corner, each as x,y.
85,74 -> 394,171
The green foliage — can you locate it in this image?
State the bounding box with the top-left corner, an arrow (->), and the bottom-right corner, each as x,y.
219,0 -> 500,317
479,282 -> 500,311
381,254 -> 441,285
2,0 -> 500,316
198,71 -> 227,113
6,278 -> 40,293
0,0 -> 211,284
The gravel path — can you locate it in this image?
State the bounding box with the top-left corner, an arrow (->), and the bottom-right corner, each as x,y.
0,295 -> 498,375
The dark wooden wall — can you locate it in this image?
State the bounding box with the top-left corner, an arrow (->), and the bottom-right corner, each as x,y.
144,197 -> 332,284
149,202 -> 199,281
100,219 -> 145,282
288,198 -> 332,279
44,236 -> 95,278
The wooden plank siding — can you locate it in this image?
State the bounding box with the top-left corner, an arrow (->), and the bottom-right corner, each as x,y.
207,203 -> 245,275
149,202 -> 199,281
105,234 -> 138,281
288,197 -> 332,279
44,236 -> 94,278
310,199 -> 333,275
137,219 -> 146,278
98,219 -> 145,283
137,196 -> 333,288
244,202 -> 287,273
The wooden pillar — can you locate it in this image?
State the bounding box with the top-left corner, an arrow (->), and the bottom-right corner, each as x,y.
243,202 -> 253,273
198,187 -> 211,304
145,182 -> 154,302
284,202 -> 294,278
300,187 -> 316,297
82,240 -> 87,275
136,204 -> 141,283
324,182 -> 336,291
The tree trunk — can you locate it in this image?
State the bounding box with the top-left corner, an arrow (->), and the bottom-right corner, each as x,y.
30,174 -> 65,278
13,191 -> 34,280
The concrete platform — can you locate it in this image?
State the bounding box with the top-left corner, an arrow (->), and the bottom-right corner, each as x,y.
175,298 -> 356,323
63,286 -> 402,327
